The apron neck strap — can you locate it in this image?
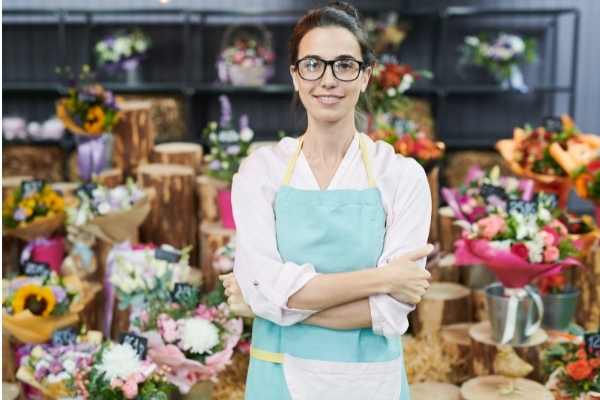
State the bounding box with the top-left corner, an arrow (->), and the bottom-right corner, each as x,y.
282,133 -> 376,188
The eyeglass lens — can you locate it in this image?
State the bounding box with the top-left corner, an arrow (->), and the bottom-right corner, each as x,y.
297,58 -> 361,81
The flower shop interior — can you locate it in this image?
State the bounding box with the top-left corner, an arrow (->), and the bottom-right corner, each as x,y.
2,0 -> 600,399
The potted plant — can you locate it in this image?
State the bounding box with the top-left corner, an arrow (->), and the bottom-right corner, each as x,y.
203,96 -> 254,230
95,29 -> 151,85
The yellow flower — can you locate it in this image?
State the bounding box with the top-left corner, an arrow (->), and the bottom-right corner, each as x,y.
83,106 -> 105,134
12,285 -> 56,316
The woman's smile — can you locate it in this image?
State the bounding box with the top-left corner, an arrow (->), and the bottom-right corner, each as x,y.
313,93 -> 345,106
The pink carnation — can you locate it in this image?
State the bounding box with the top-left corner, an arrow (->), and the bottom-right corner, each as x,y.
477,215 -> 507,240
157,314 -> 179,343
544,246 -> 560,263
195,304 -> 218,321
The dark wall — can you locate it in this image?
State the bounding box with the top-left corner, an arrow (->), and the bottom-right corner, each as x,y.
3,0 -> 598,142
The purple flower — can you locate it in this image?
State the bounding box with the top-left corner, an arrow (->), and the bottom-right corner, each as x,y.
209,160 -> 221,171
219,95 -> 232,128
51,286 -> 67,303
239,114 -> 249,130
34,366 -> 49,381
49,360 -> 63,374
13,207 -> 27,222
227,145 -> 241,155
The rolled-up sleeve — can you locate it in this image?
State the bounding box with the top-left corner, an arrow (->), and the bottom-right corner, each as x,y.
369,157 -> 432,337
232,150 -> 319,326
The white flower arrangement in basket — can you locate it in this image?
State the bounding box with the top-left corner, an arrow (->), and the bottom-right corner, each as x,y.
217,24 -> 275,86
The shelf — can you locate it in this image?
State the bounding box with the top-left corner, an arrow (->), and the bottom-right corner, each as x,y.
443,6 -> 579,18
440,84 -> 573,95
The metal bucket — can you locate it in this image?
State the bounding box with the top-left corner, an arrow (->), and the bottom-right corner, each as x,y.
485,283 -> 543,345
542,289 -> 579,331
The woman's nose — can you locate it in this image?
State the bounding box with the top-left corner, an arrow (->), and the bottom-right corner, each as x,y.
320,64 -> 338,88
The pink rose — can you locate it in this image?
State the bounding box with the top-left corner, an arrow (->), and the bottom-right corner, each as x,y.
157,314 -> 179,343
511,243 -> 530,260
477,216 -> 507,240
237,340 -> 251,354
544,246 -> 560,263
195,304 -> 218,321
549,220 -> 568,236
542,226 -> 560,246
121,379 -> 138,399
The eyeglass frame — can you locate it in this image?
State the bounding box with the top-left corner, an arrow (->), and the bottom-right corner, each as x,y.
293,55 -> 367,82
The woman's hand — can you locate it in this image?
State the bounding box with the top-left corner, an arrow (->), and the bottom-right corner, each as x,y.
219,273 -> 256,318
380,244 -> 433,305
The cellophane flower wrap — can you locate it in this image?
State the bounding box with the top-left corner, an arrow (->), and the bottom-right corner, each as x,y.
543,338 -> 600,399
67,179 -> 150,243
135,283 -> 242,393
454,191 -> 582,288
3,181 -> 66,241
16,330 -> 102,398
3,272 -> 100,343
79,342 -> 176,400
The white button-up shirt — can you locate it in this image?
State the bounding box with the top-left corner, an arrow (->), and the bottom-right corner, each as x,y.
232,133 -> 432,337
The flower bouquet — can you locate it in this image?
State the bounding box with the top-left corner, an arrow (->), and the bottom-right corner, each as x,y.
454,192 -> 582,343
104,242 -> 200,337
364,12 -> 409,56
544,340 -> 600,399
212,238 -> 236,274
16,330 -> 102,398
217,25 -> 274,86
67,179 -> 151,243
496,115 -> 600,208
368,126 -> 443,171
459,32 -> 537,92
79,342 -> 176,399
3,180 -> 66,242
95,29 -> 151,83
2,272 -> 101,343
136,282 -> 242,394
203,96 -> 255,229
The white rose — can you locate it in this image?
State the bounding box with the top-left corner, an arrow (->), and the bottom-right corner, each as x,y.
180,318 -> 220,355
386,88 -> 396,97
240,127 -> 254,142
96,344 -> 142,381
465,36 -> 480,47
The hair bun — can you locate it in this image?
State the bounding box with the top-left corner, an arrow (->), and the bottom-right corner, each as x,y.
328,1 -> 360,21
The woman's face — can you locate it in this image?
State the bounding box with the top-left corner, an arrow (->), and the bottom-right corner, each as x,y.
290,26 -> 371,124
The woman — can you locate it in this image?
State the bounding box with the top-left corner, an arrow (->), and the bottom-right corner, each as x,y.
222,2 -> 433,399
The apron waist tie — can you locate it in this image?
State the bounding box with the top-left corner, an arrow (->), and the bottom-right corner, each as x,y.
251,346 -> 284,364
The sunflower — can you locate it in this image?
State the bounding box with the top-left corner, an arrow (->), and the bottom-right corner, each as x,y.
83,105 -> 106,134
12,284 -> 56,316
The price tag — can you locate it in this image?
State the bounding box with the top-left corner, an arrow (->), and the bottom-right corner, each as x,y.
155,247 -> 182,263
585,330 -> 600,358
535,192 -> 558,210
480,184 -> 508,201
119,332 -> 148,360
52,327 -> 78,346
508,199 -> 537,216
21,179 -> 45,197
542,116 -> 563,133
21,261 -> 51,279
171,283 -> 199,307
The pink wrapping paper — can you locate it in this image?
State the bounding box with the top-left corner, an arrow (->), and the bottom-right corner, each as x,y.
454,237 -> 582,288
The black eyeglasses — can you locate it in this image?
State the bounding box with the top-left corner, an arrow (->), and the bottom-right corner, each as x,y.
294,56 -> 365,82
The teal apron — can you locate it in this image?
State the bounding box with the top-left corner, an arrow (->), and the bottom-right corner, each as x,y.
245,134 -> 410,399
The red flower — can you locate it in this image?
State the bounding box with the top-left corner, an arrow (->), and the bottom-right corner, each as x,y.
510,243 -> 529,260
589,358 -> 600,369
537,274 -> 566,295
566,359 -> 593,381
379,63 -> 413,89
576,347 -> 588,360
587,159 -> 600,174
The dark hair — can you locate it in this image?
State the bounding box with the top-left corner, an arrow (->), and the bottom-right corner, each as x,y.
288,1 -> 375,66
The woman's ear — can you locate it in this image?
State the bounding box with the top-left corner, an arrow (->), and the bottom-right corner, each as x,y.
289,65 -> 299,92
361,66 -> 372,93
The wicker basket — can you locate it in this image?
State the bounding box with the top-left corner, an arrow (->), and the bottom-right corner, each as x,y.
217,24 -> 274,86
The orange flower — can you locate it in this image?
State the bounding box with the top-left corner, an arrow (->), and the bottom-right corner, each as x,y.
590,358 -> 600,369
379,64 -> 413,89
561,114 -> 575,132
576,347 -> 588,360
575,174 -> 591,198
83,106 -> 105,134
394,135 -> 415,156
566,359 -> 593,381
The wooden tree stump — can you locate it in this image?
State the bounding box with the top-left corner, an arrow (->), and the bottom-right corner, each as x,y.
439,208 -> 462,253
469,321 -> 548,382
200,222 -> 235,291
409,282 -> 471,336
2,145 -> 65,181
97,168 -> 124,188
152,142 -> 204,174
138,164 -> 197,258
472,288 -> 489,322
196,175 -> 229,224
410,382 -> 461,400
113,100 -> 155,178
441,323 -> 474,383
575,241 -> 600,331
461,375 -> 553,400
428,253 -> 461,283
427,165 -> 440,243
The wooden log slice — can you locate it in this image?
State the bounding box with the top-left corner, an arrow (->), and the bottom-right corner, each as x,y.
196,175 -> 229,224
409,282 -> 472,336
472,288 -> 489,322
461,375 -> 553,400
138,163 -> 197,260
410,382 -> 461,400
441,323 -> 474,383
200,222 -> 235,291
469,321 -> 548,382
152,142 -> 203,174
575,241 -> 600,331
439,208 -> 462,253
113,100 -> 155,178
2,145 -> 65,181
